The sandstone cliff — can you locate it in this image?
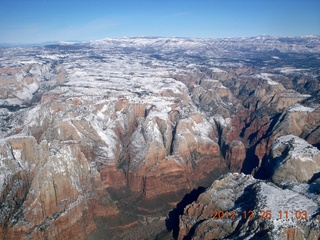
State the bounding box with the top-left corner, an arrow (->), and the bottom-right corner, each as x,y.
0,36 -> 319,239
178,173 -> 320,240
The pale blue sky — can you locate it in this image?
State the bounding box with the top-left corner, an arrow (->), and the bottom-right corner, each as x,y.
0,0 -> 319,43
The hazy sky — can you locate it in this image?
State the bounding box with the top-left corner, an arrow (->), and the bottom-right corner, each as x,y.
0,0 -> 319,43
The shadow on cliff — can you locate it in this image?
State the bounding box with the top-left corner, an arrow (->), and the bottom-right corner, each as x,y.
241,146 -> 260,175
165,186 -> 206,239
308,173 -> 320,184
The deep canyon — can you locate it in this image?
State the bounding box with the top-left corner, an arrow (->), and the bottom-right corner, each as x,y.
0,36 -> 319,239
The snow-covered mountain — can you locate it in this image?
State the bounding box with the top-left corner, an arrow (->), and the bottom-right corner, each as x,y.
0,36 -> 319,239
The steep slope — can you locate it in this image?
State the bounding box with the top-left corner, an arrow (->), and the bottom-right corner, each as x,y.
178,173 -> 320,240
0,36 -> 319,239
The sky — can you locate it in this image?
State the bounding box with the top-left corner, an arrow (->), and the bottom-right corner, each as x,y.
0,0 -> 319,44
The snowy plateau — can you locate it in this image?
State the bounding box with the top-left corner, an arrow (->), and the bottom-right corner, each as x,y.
0,36 -> 320,239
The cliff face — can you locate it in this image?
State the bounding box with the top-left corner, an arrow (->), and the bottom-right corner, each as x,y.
0,135 -> 118,239
0,36 -> 319,239
178,172 -> 320,240
269,135 -> 320,184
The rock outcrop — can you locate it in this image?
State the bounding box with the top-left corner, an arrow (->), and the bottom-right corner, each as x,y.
225,140 -> 246,172
0,136 -> 118,239
0,36 -> 319,239
178,173 -> 320,240
269,135 -> 320,184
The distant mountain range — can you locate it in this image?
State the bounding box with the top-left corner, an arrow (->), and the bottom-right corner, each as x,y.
1,35 -> 319,47
0,40 -> 82,47
0,35 -> 319,240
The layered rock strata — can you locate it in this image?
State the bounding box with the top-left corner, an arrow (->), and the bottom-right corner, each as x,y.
178,173 -> 320,240
0,36 -> 319,239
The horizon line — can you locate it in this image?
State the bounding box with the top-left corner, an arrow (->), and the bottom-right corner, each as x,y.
1,34 -> 320,47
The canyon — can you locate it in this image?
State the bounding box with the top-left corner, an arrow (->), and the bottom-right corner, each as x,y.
0,36 -> 319,239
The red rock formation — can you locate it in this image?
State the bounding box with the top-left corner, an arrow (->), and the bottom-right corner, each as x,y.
1,37 -> 320,239
225,140 -> 246,172
178,173 -> 320,240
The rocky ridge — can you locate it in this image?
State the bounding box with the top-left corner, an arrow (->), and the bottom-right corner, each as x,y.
178,172 -> 320,240
0,36 -> 319,239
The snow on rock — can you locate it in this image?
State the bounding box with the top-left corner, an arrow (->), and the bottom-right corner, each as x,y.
270,135 -> 320,184
210,67 -> 226,73
15,81 -> 39,101
212,114 -> 232,128
90,121 -> 117,159
256,182 -> 318,229
288,103 -> 315,113
278,67 -> 306,73
178,173 -> 320,240
256,73 -> 279,85
0,36 -> 319,239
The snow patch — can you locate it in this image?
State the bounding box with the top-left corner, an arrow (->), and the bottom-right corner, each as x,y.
272,135 -> 319,162
210,67 -> 226,73
288,104 -> 315,113
256,73 -> 279,85
257,182 -> 318,231
90,121 -> 117,160
212,114 -> 231,128
278,67 -> 305,73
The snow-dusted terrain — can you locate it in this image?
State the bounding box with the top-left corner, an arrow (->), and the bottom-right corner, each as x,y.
0,36 -> 319,239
